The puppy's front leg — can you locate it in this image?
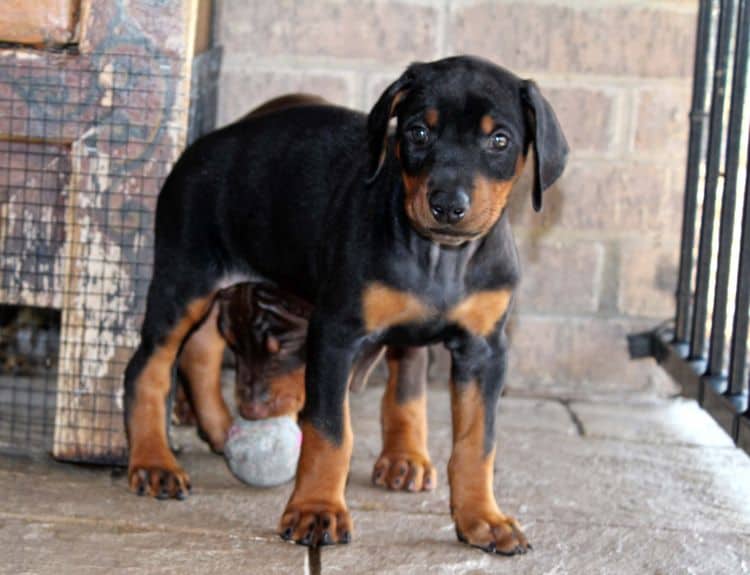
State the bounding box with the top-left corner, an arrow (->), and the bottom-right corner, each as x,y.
448,331 -> 531,556
279,313 -> 357,547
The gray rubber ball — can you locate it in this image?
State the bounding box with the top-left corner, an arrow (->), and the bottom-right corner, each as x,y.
224,416 -> 302,487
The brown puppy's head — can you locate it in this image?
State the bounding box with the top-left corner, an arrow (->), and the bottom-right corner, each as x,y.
368,56 -> 568,246
217,283 -> 309,420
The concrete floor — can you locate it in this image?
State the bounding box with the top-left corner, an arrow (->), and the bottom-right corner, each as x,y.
2,384 -> 750,574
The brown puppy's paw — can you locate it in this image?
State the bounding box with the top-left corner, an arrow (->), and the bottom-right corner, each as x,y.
454,511 -> 530,556
372,450 -> 436,492
279,502 -> 353,547
196,421 -> 231,455
128,463 -> 191,500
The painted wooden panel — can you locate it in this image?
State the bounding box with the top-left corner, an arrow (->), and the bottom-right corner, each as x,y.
0,0 -> 80,47
0,0 -> 197,462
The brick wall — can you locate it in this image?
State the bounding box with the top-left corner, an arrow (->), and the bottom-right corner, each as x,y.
213,0 -> 697,397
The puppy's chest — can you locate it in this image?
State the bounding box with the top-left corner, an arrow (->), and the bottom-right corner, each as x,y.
361,280 -> 512,339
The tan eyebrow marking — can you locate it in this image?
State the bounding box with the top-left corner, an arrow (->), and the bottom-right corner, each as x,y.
480,114 -> 495,135
425,108 -> 439,128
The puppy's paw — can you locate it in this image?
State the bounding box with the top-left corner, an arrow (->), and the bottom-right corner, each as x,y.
372,450 -> 436,492
128,463 -> 191,500
454,510 -> 530,556
279,501 -> 352,547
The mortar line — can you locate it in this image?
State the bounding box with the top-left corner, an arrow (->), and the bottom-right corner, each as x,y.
557,399 -> 586,436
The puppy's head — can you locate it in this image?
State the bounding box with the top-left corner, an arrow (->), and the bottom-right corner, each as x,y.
217,284 -> 308,420
368,56 -> 568,246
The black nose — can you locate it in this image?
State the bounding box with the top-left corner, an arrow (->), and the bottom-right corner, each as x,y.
429,188 -> 470,224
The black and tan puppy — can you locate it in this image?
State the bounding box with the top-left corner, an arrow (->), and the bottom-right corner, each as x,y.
123,56 -> 568,555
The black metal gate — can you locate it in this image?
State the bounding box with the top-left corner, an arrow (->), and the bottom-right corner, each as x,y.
630,0 -> 750,452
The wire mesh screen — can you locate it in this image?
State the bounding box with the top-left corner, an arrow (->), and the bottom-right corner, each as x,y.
0,305 -> 60,454
0,51 -> 186,463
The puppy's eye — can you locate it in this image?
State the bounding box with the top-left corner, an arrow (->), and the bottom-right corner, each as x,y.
489,131 -> 509,151
408,125 -> 431,146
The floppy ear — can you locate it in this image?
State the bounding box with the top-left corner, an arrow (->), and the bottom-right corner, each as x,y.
216,288 -> 238,349
216,284 -> 257,350
520,80 -> 569,212
366,69 -> 415,183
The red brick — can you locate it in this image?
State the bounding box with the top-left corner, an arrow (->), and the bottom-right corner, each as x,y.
217,70 -> 352,126
218,0 -> 438,63
508,162 -> 674,233
365,80 -> 615,156
611,164 -> 678,233
450,3 -> 549,73
365,75 -> 401,111
618,240 -> 679,318
506,315 -> 677,395
634,85 -> 692,159
546,87 -> 615,154
515,237 -> 604,313
451,3 -> 696,77
425,314 -> 677,397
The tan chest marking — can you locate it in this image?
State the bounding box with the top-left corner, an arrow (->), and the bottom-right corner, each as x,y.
363,283 -> 512,337
362,283 -> 434,332
448,289 -> 513,337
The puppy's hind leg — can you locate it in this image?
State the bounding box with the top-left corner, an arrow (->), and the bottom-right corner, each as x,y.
372,346 -> 436,492
124,270 -> 218,500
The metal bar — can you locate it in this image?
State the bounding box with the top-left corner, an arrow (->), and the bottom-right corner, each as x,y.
647,329 -> 748,452
707,0 -> 750,378
690,0 -> 737,359
703,381 -> 743,440
630,0 -> 750,456
676,0 -> 716,344
738,414 -> 750,452
727,131 -> 750,395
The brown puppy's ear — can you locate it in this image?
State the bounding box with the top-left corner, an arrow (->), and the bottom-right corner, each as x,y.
366,68 -> 416,183
215,286 -> 241,349
520,80 -> 569,212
